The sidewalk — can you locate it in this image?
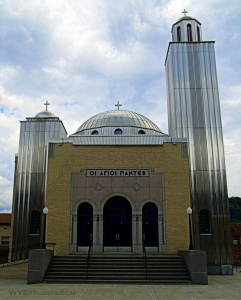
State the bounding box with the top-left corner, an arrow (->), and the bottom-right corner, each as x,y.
0,272 -> 240,300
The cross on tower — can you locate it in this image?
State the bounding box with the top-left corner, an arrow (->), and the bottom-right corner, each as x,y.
182,9 -> 188,16
115,101 -> 122,110
44,101 -> 50,111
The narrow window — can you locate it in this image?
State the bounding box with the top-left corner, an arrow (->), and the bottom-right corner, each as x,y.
187,24 -> 192,42
197,26 -> 200,41
1,237 -> 9,245
114,128 -> 122,135
91,130 -> 99,135
29,210 -> 41,234
138,130 -> 146,134
199,209 -> 211,234
177,26 -> 181,42
233,236 -> 241,245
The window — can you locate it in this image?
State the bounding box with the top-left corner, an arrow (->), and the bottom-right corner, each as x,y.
1,237 -> 9,246
29,210 -> 41,234
187,24 -> 192,41
138,130 -> 146,134
233,236 -> 241,245
197,26 -> 200,41
182,143 -> 188,158
114,128 -> 122,135
177,26 -> 181,42
91,130 -> 99,135
199,209 -> 211,234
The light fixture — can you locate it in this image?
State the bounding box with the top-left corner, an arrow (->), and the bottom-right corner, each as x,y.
187,207 -> 194,250
42,207 -> 48,249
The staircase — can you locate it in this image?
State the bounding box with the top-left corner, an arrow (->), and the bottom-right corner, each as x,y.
44,254 -> 191,284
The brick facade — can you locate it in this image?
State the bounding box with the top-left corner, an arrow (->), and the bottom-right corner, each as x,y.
46,142 -> 191,255
231,224 -> 241,262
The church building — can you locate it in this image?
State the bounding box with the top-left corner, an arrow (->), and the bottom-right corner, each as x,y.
10,13 -> 232,275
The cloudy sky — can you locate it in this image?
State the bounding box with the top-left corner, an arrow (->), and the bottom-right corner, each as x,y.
0,0 -> 240,212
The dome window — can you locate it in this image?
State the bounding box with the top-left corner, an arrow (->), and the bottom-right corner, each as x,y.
114,128 -> 123,135
91,130 -> 99,135
138,130 -> 146,134
187,24 -> 192,41
177,26 -> 181,42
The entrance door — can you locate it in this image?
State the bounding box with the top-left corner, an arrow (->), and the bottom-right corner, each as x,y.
103,196 -> 132,250
142,203 -> 158,247
77,203 -> 93,247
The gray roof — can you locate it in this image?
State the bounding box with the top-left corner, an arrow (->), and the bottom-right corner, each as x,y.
35,110 -> 56,118
73,110 -> 166,135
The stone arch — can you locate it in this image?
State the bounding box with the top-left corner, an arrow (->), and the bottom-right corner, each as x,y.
100,192 -> 136,211
72,198 -> 97,214
138,198 -> 163,212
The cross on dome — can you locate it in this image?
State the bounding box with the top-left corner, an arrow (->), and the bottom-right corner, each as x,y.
182,9 -> 188,16
44,101 -> 50,111
115,101 -> 122,110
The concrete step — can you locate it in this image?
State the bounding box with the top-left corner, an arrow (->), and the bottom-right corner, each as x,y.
44,254 -> 191,284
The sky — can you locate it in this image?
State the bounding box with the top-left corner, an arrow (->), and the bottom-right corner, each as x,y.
0,0 -> 240,212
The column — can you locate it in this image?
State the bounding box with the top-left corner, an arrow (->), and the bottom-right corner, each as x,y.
158,215 -> 166,253
70,214 -> 77,253
133,214 -> 142,253
93,213 -> 103,252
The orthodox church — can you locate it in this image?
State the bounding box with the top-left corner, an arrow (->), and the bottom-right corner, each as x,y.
10,13 -> 232,274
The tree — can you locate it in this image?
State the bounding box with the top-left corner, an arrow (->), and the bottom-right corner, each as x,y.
229,197 -> 241,223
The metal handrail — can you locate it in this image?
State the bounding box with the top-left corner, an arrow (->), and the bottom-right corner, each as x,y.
143,242 -> 147,280
86,241 -> 93,279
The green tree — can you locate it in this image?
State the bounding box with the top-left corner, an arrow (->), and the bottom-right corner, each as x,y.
229,197 -> 241,223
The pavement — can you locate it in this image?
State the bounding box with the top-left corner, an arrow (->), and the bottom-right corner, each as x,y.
0,271 -> 241,300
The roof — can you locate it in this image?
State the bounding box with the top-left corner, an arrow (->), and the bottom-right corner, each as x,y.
73,110 -> 165,135
172,16 -> 201,30
0,213 -> 11,224
35,110 -> 56,118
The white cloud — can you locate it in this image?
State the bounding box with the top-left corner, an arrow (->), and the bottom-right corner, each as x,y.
0,0 -> 241,211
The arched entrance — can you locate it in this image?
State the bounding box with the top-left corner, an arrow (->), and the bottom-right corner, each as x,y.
142,202 -> 158,247
103,196 -> 132,251
77,203 -> 93,247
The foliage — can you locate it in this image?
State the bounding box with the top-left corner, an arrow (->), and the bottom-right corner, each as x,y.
229,197 -> 241,223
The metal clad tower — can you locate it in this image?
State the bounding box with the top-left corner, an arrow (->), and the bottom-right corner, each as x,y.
165,12 -> 232,273
11,105 -> 67,260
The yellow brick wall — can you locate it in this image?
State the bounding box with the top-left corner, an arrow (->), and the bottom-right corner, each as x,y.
46,143 -> 190,255
0,224 -> 11,244
0,261 -> 28,279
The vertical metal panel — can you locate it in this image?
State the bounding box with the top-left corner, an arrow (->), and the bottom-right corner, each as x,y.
165,40 -> 232,267
11,118 -> 67,260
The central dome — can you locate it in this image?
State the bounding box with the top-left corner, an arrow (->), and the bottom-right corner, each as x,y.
73,110 -> 167,136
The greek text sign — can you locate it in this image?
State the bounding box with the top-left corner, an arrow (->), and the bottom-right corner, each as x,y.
86,169 -> 149,177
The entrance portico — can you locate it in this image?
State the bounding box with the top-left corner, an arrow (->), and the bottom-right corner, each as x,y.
70,168 -> 166,254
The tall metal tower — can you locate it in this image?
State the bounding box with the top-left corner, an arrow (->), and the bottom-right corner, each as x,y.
11,106 -> 67,261
165,12 -> 233,274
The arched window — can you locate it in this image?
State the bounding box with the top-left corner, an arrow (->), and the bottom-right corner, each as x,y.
29,210 -> 41,234
177,26 -> 181,42
138,130 -> 146,134
197,26 -> 200,41
114,128 -> 122,135
77,203 -> 93,246
199,209 -> 211,234
187,24 -> 192,42
91,130 -> 99,135
142,203 -> 158,247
